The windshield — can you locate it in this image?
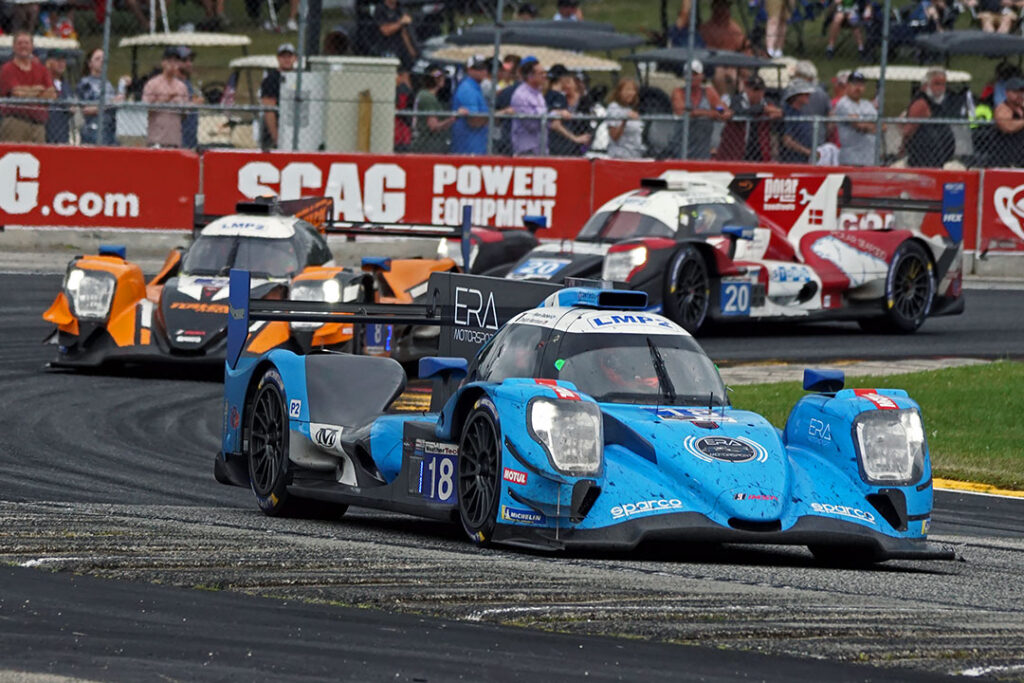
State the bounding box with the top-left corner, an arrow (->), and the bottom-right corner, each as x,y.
681,201 -> 759,237
554,333 -> 727,405
181,235 -> 301,278
577,210 -> 675,242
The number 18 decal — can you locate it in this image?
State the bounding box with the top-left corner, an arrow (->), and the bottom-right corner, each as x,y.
419,452 -> 457,503
720,282 -> 751,316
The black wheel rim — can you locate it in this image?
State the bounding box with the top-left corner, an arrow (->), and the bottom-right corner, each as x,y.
673,256 -> 709,330
249,386 -> 285,496
893,254 -> 931,321
459,414 -> 499,530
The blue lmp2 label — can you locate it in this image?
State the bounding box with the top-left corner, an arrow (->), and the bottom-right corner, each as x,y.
720,282 -> 751,316
417,451 -> 457,503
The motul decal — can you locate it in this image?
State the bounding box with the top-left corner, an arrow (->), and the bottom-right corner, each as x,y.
853,389 -> 898,410
502,467 -> 528,485
534,378 -> 580,400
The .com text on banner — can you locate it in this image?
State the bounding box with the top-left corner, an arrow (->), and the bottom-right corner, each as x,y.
201,151 -> 592,239
0,145 -> 199,229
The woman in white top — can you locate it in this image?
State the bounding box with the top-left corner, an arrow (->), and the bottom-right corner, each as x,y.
605,78 -> 645,159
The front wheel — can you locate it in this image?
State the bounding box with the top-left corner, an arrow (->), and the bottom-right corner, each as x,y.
457,400 -> 502,544
664,246 -> 711,335
247,368 -> 346,519
858,241 -> 934,334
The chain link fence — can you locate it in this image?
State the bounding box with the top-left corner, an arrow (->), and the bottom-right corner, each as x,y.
0,0 -> 1022,168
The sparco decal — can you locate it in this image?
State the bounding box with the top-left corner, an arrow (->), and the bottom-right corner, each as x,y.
611,499 -> 684,519
811,502 -> 877,525
0,152 -> 140,218
683,435 -> 769,463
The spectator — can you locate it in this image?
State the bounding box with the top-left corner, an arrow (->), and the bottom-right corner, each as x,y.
830,70 -> 850,107
765,0 -> 792,58
510,58 -> 548,156
780,80 -> 816,163
0,31 -> 55,143
793,61 -> 831,117
700,0 -> 751,94
493,55 -> 523,154
991,77 -> 1024,166
605,77 -> 645,159
825,0 -> 871,59
44,51 -> 71,144
668,61 -> 731,159
553,0 -> 583,21
9,1 -> 41,32
412,66 -> 454,153
716,74 -> 781,161
394,67 -> 413,152
375,0 -> 418,69
832,70 -> 877,166
990,61 -> 1022,108
497,54 -> 521,90
901,67 -> 963,167
324,25 -> 351,55
546,64 -> 591,156
77,47 -> 119,146
259,43 -> 297,149
964,0 -> 1016,32
177,47 -> 202,150
142,47 -> 189,148
516,2 -> 538,18
669,0 -> 707,48
451,55 -> 491,155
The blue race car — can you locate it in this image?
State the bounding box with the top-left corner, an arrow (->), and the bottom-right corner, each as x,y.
215,270 -> 953,564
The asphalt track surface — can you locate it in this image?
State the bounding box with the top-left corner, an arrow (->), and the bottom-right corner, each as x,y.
2,273 -> 1023,682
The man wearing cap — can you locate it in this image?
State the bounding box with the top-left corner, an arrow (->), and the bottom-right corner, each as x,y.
553,0 -> 582,21
832,70 -> 877,166
510,57 -> 548,156
142,47 -> 189,148
668,60 -> 731,160
901,67 -> 966,168
0,31 -> 54,143
44,50 -> 71,144
546,64 -> 591,156
992,77 -> 1024,166
451,55 -> 491,155
717,74 -> 781,161
781,80 -> 816,164
259,43 -> 297,149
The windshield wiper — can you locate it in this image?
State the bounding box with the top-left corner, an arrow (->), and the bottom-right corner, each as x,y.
646,336 -> 676,404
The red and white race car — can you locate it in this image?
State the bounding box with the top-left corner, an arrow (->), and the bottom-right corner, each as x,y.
504,170 -> 964,334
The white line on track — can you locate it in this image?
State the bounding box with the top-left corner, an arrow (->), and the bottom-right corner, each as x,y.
960,663 -> 1024,677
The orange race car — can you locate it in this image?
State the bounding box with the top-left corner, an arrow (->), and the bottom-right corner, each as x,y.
42,198 -> 540,368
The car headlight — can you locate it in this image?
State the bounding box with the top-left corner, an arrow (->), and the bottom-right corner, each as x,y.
601,245 -> 647,283
288,280 -> 356,330
64,267 -> 115,320
854,409 -> 926,484
528,397 -> 603,475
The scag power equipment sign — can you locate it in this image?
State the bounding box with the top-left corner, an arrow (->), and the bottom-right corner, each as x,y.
202,151 -> 591,239
0,147 -> 198,229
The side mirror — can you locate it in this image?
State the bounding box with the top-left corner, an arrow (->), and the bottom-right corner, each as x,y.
803,368 -> 845,393
523,215 -> 548,233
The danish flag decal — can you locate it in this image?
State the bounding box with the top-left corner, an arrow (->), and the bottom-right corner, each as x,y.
853,389 -> 898,410
535,378 -> 580,400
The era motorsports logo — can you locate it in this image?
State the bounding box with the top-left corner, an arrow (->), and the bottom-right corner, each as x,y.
683,435 -> 768,463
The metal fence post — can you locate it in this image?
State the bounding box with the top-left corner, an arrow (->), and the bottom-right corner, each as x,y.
681,0 -> 698,160
875,0 -> 892,166
486,0 -> 505,156
291,0 -> 308,152
96,0 -> 113,145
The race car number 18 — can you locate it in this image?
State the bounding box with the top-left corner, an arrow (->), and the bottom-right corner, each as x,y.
419,452 -> 456,503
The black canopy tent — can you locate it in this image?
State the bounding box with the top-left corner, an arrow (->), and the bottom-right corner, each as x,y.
915,30 -> 1024,65
623,47 -> 784,90
445,24 -> 646,52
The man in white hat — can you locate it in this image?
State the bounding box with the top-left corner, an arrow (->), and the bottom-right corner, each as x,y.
259,43 -> 297,149
781,79 -> 816,164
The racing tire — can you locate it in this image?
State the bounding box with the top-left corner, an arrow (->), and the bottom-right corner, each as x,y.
457,400 -> 502,544
246,368 -> 347,519
664,246 -> 711,335
808,544 -> 882,568
857,241 -> 935,334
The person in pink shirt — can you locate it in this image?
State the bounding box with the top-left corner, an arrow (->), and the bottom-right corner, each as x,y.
142,47 -> 189,148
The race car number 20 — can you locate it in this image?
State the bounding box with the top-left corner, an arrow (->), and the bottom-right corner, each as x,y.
411,439 -> 458,504
720,281 -> 751,316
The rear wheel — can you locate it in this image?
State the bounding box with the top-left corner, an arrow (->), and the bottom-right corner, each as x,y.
247,368 -> 346,519
457,400 -> 502,544
664,246 -> 711,334
858,241 -> 934,334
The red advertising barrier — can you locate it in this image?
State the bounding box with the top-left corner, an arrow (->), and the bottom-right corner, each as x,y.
0,145 -> 199,229
201,150 -> 593,239
980,168 -> 1024,253
590,159 -> 980,250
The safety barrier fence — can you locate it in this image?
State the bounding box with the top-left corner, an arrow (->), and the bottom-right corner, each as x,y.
1,143 -> 1023,256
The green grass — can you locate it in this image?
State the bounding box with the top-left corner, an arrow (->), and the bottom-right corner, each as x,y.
729,361 -> 1024,490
